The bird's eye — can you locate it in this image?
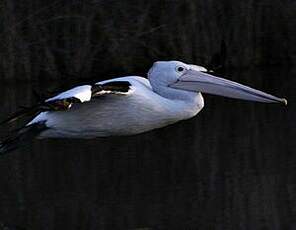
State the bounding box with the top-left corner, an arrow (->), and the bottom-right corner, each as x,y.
176,66 -> 185,72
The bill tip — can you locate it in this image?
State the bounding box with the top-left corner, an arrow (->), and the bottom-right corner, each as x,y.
281,98 -> 288,106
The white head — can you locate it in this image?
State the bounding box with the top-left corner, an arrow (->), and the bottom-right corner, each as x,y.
148,60 -> 287,104
148,61 -> 189,88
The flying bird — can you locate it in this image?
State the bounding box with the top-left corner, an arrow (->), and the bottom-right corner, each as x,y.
0,61 -> 287,154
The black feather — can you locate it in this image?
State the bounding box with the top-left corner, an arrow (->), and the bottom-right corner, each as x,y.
0,80 -> 131,128
0,105 -> 41,126
101,81 -> 131,92
0,122 -> 47,155
0,96 -> 83,127
91,81 -> 131,97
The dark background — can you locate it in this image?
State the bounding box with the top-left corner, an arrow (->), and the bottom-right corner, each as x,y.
0,0 -> 295,229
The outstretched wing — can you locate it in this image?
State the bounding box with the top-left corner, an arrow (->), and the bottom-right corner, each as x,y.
1,81 -> 132,126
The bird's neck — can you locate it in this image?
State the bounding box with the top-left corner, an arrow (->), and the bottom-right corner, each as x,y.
152,84 -> 198,102
152,85 -> 204,120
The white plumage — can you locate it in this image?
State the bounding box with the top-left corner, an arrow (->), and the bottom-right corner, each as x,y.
45,85 -> 92,103
30,76 -> 204,138
10,60 -> 288,139
0,60 -> 287,154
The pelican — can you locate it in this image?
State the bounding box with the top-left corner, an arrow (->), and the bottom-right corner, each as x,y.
0,60 -> 287,154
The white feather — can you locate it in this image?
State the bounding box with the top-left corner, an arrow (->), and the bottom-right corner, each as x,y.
46,85 -> 92,103
23,60 -> 285,139
29,76 -> 203,138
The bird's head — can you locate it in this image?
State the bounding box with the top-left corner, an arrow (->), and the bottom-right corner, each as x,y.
148,60 -> 287,104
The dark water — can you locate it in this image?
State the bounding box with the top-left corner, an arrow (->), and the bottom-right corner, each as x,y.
0,68 -> 295,230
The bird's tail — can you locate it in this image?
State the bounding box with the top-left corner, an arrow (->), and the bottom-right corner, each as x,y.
0,122 -> 47,155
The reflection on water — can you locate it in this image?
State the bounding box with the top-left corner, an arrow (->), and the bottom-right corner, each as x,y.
0,68 -> 295,229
